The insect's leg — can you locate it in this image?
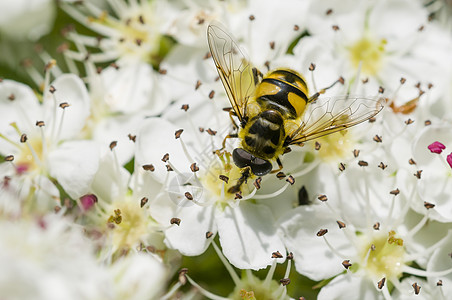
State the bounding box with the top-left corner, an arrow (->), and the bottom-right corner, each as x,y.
223,108 -> 240,130
308,76 -> 345,103
221,133 -> 238,150
270,157 -> 284,174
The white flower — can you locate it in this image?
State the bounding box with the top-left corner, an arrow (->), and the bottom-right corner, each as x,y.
0,73 -> 100,213
278,156 -> 452,299
0,214 -> 111,300
0,0 -> 56,41
135,117 -> 293,270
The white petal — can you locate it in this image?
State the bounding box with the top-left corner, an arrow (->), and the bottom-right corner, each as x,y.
45,74 -> 91,140
279,205 -> 354,280
47,140 -> 100,199
318,273 -> 381,300
217,202 -> 285,270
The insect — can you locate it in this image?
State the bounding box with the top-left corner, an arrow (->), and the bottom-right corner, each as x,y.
207,23 -> 384,192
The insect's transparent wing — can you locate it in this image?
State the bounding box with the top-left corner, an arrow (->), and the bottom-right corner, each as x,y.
289,96 -> 385,144
207,23 -> 258,122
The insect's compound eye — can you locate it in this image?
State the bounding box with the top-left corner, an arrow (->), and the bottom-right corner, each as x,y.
232,148 -> 253,168
250,157 -> 272,176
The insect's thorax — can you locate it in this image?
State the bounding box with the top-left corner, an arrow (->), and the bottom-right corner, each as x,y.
254,68 -> 310,120
238,69 -> 310,160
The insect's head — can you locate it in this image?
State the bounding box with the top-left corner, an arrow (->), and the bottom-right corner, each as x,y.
232,148 -> 272,176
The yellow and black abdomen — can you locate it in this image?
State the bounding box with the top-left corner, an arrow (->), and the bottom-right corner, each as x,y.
254,69 -> 309,120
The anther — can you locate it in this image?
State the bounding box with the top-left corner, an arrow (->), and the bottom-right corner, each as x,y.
286,175 -> 295,185
110,62 -> 119,69
424,120 -> 432,126
272,251 -> 283,258
390,188 -> 400,196
264,61 -> 270,70
170,218 -> 181,226
293,24 -> 299,31
358,160 -> 368,167
378,86 -> 385,94
128,134 -> 136,142
249,15 -> 255,21
206,231 -> 213,239
269,41 -> 275,50
138,15 -> 145,24
203,52 -> 211,60
414,170 -> 422,179
4,155 -> 14,162
199,127 -> 204,132
140,197 -> 148,208
54,206 -> 61,213
190,163 -> 199,172
49,85 -> 56,93
181,104 -> 189,111
412,282 -> 421,295
337,220 -> 346,229
166,164 -> 173,172
408,158 -> 416,165
342,260 -> 352,269
219,175 -> 229,184
326,8 -> 333,15
195,80 -> 202,90
317,229 -> 328,236
161,153 -> 169,162
197,18 -> 205,25
109,141 -> 117,150
338,162 -> 346,172
428,83 -> 433,89
437,280 -> 443,286
280,278 -> 290,286
373,135 -> 382,143
59,102 -> 70,109
353,149 -> 360,158
362,77 -> 369,84
378,162 -> 387,170
158,68 -> 167,75
20,134 -> 27,143
287,252 -> 294,260
332,25 -> 340,31
309,63 -> 316,71
185,192 -> 193,201
315,141 -> 321,150
178,268 -> 188,285
276,172 -> 286,179
206,128 -> 217,136
135,39 -> 142,46
418,25 -> 424,32
400,77 -> 406,84
142,164 -> 155,172
405,119 -> 414,125
318,194 -> 328,202
338,77 -> 345,84
254,177 -> 262,189
377,278 -> 386,289
208,90 -> 215,99
373,222 -> 380,230
175,129 -> 183,139
36,121 -> 45,127
371,244 -> 376,251
424,201 -> 435,209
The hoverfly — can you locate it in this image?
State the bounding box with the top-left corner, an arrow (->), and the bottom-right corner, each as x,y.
207,23 -> 384,193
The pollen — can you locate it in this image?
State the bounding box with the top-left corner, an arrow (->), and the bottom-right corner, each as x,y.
348,36 -> 386,76
358,231 -> 405,280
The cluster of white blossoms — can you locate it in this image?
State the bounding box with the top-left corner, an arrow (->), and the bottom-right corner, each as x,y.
1,0 -> 452,299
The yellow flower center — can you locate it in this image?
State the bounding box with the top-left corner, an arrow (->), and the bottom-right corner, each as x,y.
109,198 -> 148,251
315,131 -> 354,163
358,231 -> 405,279
348,36 -> 387,75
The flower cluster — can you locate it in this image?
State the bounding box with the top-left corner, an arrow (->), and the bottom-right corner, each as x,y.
1,0 -> 452,299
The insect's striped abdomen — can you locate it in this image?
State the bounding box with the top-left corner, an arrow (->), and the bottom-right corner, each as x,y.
254,69 -> 309,119
240,110 -> 286,160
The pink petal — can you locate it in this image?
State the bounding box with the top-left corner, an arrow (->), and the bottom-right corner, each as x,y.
428,141 -> 446,154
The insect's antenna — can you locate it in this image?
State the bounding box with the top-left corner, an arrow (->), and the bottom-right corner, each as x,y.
308,76 -> 345,103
